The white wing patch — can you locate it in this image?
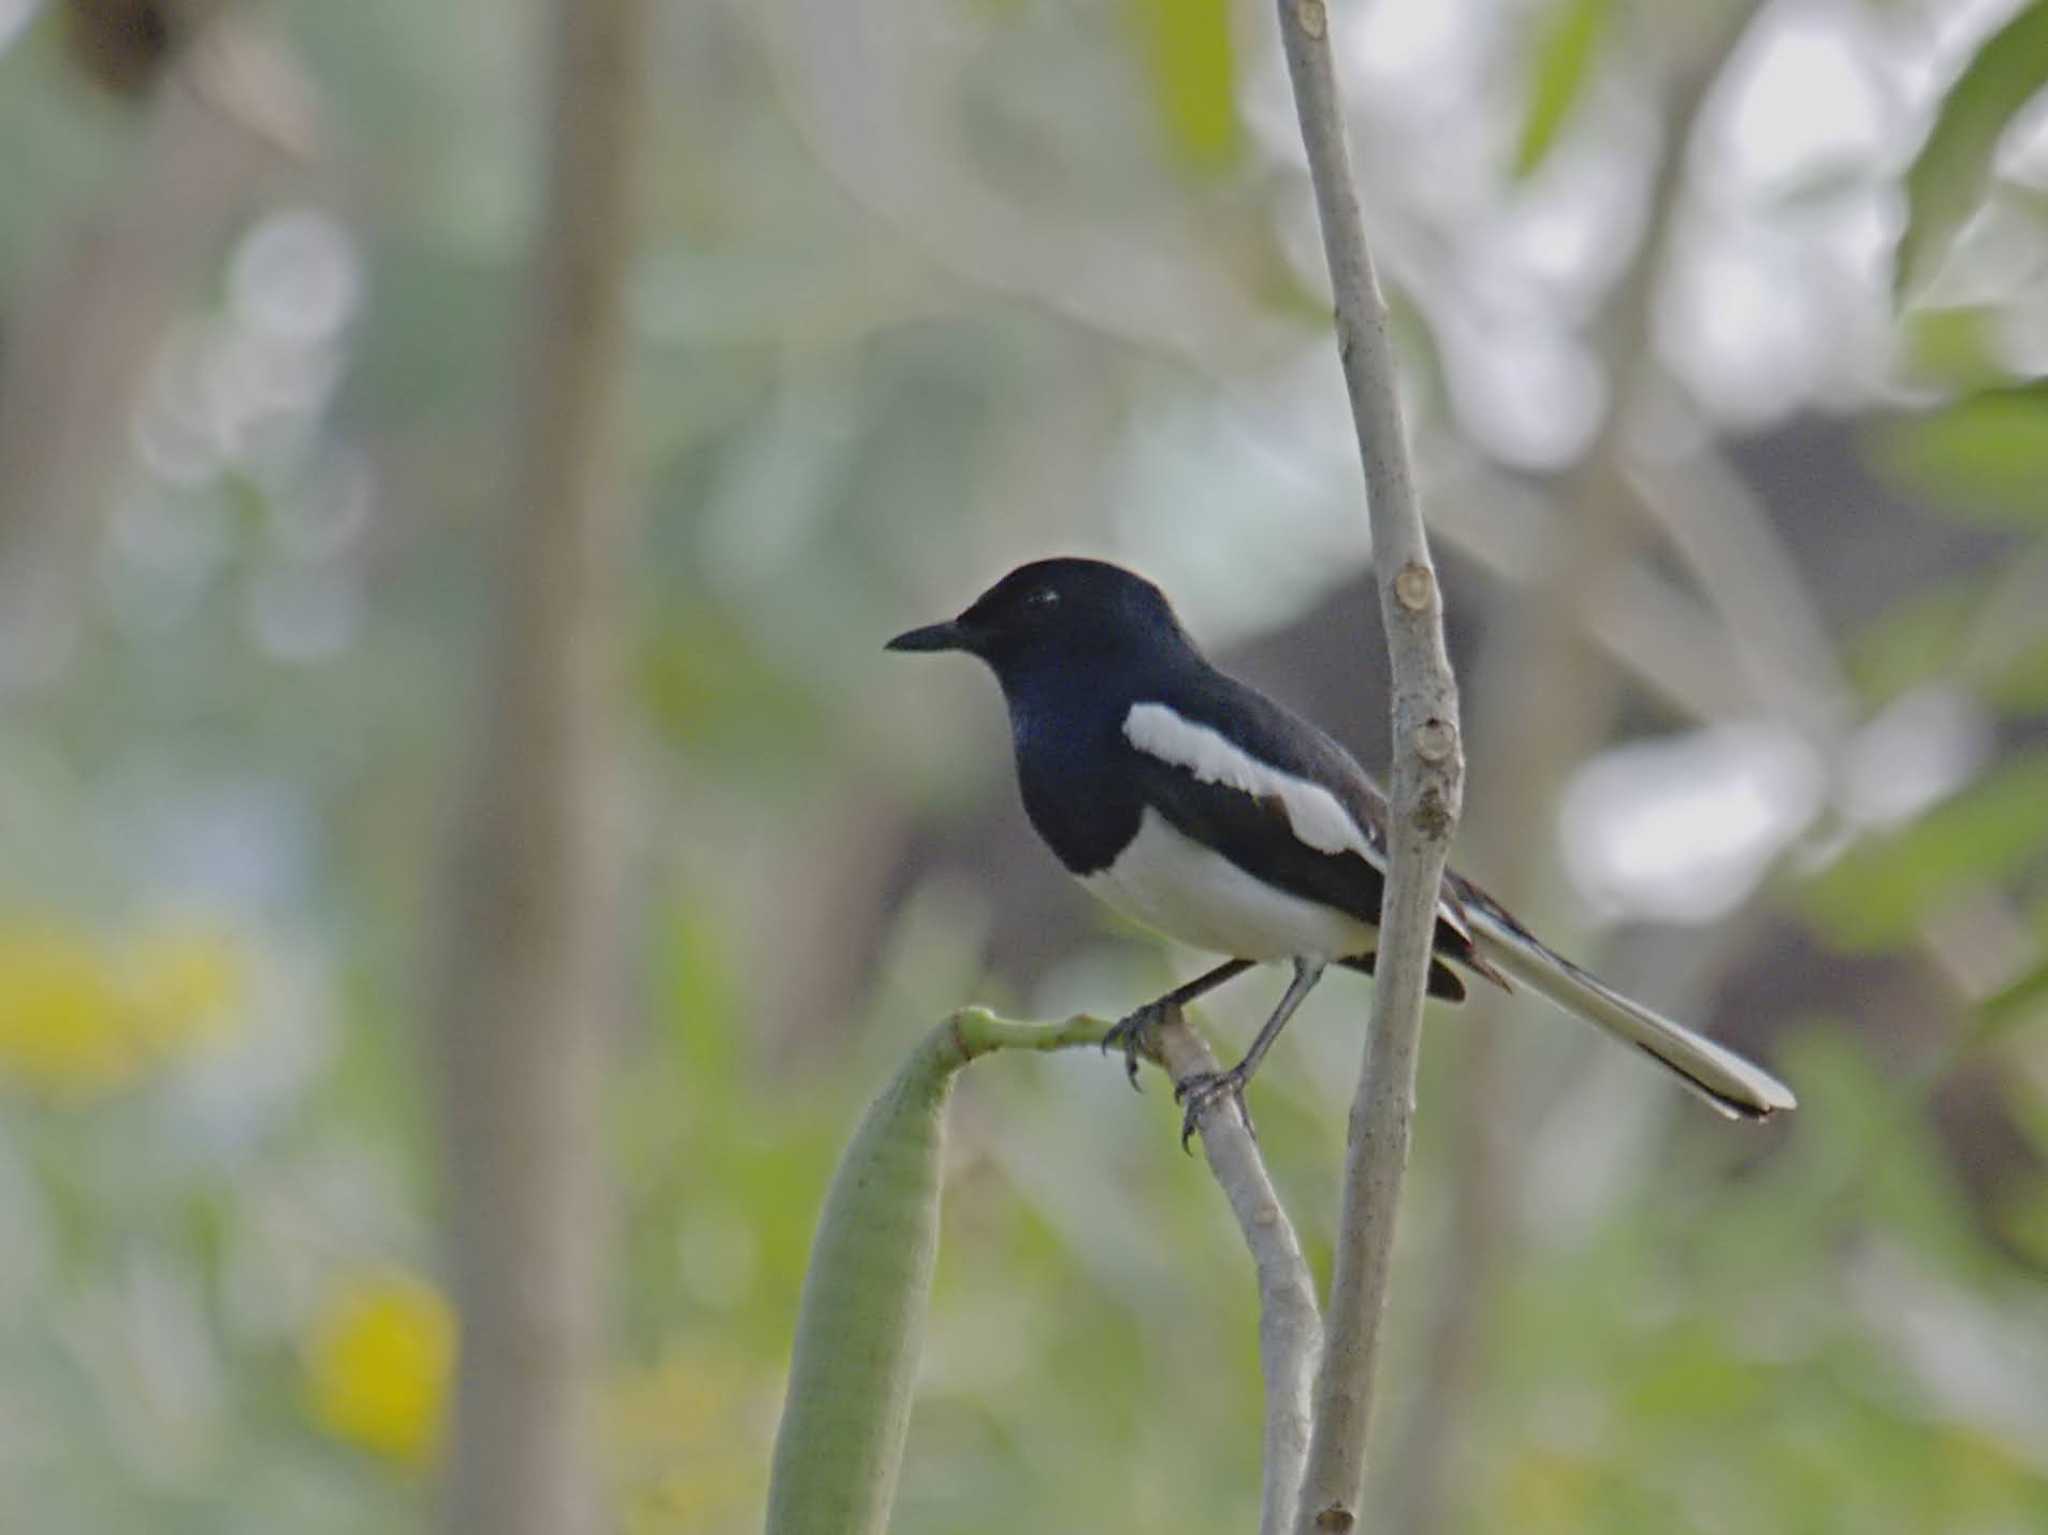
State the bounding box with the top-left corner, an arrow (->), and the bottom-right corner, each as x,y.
1124,702 -> 1381,864
1123,700 -> 1474,945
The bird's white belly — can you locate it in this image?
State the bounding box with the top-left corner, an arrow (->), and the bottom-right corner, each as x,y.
1079,808 -> 1376,961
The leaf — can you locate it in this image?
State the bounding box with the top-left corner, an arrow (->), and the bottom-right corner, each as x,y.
1128,0 -> 1240,175
1878,382 -> 2048,526
1977,955 -> 2048,1042
1899,304 -> 2008,391
1895,0 -> 2048,301
1985,633 -> 2048,714
1803,751 -> 2048,950
1844,581 -> 1979,704
1513,0 -> 1616,180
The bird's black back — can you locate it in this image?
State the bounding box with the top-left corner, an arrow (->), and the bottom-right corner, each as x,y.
998,629 -> 1493,977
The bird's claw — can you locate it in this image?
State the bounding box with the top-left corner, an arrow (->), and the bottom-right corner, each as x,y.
1172,1067 -> 1253,1153
1097,1011 -> 1163,1097
1100,1003 -> 1163,1092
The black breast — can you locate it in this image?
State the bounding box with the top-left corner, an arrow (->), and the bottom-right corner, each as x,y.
1005,691 -> 1142,876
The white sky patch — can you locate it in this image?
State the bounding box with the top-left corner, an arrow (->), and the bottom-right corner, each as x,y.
1660,237 -> 1825,430
1560,724 -> 1827,925
1712,2 -> 1895,193
1109,367 -> 1364,644
1912,0 -> 2039,100
1158,0 -> 2041,527
1488,143 -> 1651,301
2007,93 -> 2048,181
230,210 -> 364,346
0,0 -> 38,56
1442,315 -> 1606,470
1348,0 -> 1484,109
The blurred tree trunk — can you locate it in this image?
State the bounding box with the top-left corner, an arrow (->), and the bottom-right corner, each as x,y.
435,1 -> 647,1532
0,8 -> 309,685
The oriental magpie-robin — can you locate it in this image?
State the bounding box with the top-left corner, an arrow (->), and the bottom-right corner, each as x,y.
889,558 -> 1796,1144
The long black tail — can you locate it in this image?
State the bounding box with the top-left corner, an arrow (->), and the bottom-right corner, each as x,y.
1464,905 -> 1796,1120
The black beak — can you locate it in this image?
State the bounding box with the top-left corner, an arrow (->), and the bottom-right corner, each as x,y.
886,619 -> 971,654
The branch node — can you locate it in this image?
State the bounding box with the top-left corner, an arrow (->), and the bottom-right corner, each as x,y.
1393,562 -> 1435,612
1272,0 -> 1464,1518
1415,787 -> 1456,839
1414,717 -> 1456,764
1149,1007 -> 1322,1535
945,1012 -> 975,1067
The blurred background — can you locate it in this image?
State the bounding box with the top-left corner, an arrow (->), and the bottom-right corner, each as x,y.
3,0 -> 2048,1530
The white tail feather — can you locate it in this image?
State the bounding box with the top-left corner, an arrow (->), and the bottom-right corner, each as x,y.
1467,907 -> 1796,1120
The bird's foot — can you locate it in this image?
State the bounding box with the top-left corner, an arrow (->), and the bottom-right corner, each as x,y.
1100,1002 -> 1167,1092
1172,1066 -> 1253,1154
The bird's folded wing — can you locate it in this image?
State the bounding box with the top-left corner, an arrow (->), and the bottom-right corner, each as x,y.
1119,693 -> 1482,955
1122,730 -> 1392,929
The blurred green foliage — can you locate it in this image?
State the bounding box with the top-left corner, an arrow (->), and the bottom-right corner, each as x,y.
1895,0 -> 2048,300
0,0 -> 2047,1531
1883,383 -> 2048,527
1804,753 -> 2048,950
1128,0 -> 1242,175
1512,0 -> 1615,180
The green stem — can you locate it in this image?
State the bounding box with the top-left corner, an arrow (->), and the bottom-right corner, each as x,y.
944,1005 -> 1121,1061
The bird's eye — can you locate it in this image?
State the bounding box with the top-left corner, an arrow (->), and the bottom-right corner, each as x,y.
1026,588 -> 1060,610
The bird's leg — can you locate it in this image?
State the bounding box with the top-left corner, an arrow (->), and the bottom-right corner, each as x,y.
1101,958 -> 1255,1090
1174,957 -> 1327,1151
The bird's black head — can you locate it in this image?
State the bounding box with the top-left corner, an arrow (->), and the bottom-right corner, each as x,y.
886,557 -> 1192,685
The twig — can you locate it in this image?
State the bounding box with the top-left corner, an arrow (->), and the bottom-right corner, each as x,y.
1267,2 -> 1463,1530
938,1005 -> 1323,1533
951,1005 -> 1321,1535
436,1 -> 647,1533
1149,1011 -> 1323,1535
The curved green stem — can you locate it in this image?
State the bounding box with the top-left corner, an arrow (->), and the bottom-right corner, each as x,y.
944,1005 -> 1121,1061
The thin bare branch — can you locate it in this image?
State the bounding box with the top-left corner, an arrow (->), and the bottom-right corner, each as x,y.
1265,1 -> 1462,1529
1153,1010 -> 1322,1535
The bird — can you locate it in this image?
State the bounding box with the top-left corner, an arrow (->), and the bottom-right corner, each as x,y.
888,557 -> 1796,1146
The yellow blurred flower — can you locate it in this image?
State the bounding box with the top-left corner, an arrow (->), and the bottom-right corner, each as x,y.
123,922 -> 247,1054
0,918 -> 248,1101
305,1268 -> 456,1469
0,927 -> 134,1098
